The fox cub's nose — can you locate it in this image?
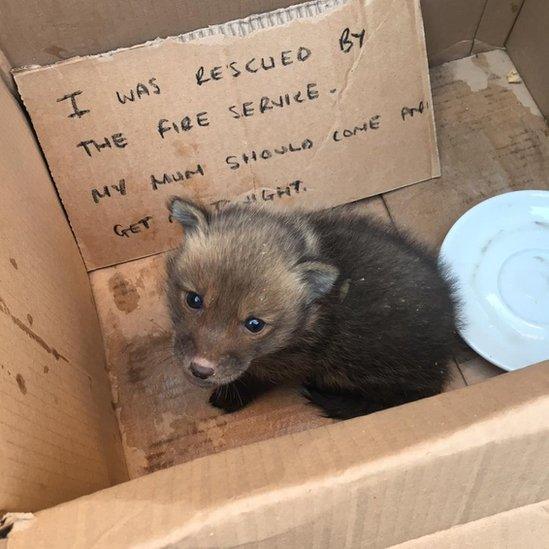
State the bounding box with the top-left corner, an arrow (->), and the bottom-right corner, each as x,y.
190,362 -> 214,379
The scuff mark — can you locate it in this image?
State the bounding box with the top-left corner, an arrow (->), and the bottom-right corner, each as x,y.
44,45 -> 69,60
109,272 -> 140,313
195,417 -> 226,452
15,374 -> 27,395
0,296 -> 68,362
507,69 -> 522,84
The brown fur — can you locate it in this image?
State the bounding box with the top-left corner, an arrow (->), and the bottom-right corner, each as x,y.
166,201 -> 329,387
166,198 -> 460,419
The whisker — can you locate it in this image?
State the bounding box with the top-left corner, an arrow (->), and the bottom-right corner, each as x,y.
235,384 -> 244,407
149,347 -> 188,367
156,354 -> 176,365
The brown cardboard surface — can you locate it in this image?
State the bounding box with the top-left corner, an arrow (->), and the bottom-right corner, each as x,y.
6,362 -> 549,548
507,0 -> 549,120
0,79 -> 128,512
472,0 -> 525,54
392,500 -> 549,548
420,0 -> 485,66
14,0 -> 439,271
384,50 -> 549,248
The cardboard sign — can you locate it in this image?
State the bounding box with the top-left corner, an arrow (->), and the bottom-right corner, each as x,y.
14,0 -> 439,270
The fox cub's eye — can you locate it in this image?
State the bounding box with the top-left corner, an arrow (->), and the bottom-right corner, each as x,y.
186,292 -> 203,310
244,317 -> 265,333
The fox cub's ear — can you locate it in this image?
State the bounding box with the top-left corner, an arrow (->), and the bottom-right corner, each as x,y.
168,197 -> 210,235
295,261 -> 339,302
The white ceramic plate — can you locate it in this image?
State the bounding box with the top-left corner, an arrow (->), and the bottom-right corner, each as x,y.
440,190 -> 549,371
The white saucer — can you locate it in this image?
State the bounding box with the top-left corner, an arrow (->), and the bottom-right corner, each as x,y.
440,190 -> 549,371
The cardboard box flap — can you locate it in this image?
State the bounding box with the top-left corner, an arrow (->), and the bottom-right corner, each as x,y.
0,77 -> 127,514
14,0 -> 439,270
6,362 -> 549,548
391,499 -> 549,548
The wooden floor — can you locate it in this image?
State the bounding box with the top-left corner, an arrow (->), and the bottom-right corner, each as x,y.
90,50 -> 549,478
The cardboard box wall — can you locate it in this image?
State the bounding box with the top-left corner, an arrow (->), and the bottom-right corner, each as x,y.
1,1 -> 547,118
1,0 -> 549,546
0,0 -> 521,68
506,0 -> 549,120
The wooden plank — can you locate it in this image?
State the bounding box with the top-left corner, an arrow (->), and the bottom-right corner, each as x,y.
446,360 -> 468,390
459,356 -> 505,385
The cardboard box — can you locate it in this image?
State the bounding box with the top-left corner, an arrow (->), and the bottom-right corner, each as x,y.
1,0 -> 548,547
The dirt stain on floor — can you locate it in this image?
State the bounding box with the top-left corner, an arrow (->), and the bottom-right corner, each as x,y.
109,272 -> 141,313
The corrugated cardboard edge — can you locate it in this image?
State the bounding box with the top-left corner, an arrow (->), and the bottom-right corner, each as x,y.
0,514 -> 34,539
6,362 -> 549,548
12,0 -> 349,75
390,499 -> 549,548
